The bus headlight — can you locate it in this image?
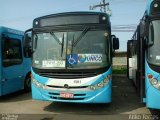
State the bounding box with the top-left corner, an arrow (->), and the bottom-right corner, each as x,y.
89,75 -> 111,90
90,86 -> 96,90
148,74 -> 160,90
32,77 -> 46,89
97,81 -> 104,88
151,78 -> 158,85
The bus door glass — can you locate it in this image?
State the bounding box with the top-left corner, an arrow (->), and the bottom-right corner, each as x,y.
1,33 -> 23,95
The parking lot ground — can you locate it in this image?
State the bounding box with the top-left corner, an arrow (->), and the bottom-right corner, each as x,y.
0,75 -> 159,120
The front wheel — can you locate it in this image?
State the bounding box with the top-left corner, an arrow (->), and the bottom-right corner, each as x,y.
24,76 -> 31,92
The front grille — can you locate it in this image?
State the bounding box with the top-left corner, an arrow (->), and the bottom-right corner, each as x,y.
39,72 -> 97,79
47,85 -> 88,89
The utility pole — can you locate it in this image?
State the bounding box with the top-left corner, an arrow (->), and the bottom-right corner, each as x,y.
90,0 -> 111,15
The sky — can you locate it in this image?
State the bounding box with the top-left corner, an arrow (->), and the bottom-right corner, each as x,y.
0,0 -> 147,51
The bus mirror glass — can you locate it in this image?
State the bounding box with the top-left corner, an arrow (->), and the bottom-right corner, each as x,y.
24,29 -> 32,57
148,23 -> 154,47
113,38 -> 119,50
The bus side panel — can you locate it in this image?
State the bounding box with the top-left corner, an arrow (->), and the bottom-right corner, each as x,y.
22,58 -> 31,81
2,48 -> 31,95
2,67 -> 24,95
145,62 -> 160,109
0,27 -> 31,96
1,34 -> 25,95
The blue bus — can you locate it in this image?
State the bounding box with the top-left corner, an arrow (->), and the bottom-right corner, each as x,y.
127,0 -> 160,109
0,26 -> 31,96
25,12 -> 119,103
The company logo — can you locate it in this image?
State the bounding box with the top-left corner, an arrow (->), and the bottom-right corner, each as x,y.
67,54 -> 102,64
78,54 -> 86,63
78,54 -> 102,63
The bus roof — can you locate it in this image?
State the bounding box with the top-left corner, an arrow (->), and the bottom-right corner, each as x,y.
146,0 -> 160,15
33,11 -> 110,22
146,0 -> 153,15
0,26 -> 24,36
33,11 -> 110,28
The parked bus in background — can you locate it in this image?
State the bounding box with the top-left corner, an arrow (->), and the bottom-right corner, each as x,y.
25,12 -> 119,103
0,26 -> 31,96
127,0 -> 160,109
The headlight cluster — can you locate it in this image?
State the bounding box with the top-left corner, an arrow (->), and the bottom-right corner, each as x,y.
89,75 -> 111,90
148,74 -> 160,90
32,77 -> 46,89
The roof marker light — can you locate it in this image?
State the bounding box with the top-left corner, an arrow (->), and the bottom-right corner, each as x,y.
35,21 -> 38,25
154,3 -> 158,8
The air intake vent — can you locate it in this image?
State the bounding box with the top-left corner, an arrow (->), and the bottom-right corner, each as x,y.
39,72 -> 97,79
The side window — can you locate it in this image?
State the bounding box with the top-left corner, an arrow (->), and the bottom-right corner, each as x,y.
3,37 -> 22,67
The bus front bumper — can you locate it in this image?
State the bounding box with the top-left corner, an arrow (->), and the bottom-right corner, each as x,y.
146,86 -> 160,109
31,83 -> 112,103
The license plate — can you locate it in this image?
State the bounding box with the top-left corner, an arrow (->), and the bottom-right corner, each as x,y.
60,92 -> 74,98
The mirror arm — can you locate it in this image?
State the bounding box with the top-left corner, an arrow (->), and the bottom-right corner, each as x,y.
24,28 -> 33,41
25,28 -> 33,34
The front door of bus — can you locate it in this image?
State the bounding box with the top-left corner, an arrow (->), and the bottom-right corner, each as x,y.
1,34 -> 24,95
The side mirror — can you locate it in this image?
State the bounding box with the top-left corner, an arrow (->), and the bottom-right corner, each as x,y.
148,23 -> 154,47
24,28 -> 32,57
113,37 -> 119,50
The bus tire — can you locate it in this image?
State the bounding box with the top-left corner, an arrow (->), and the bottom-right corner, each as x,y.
24,76 -> 31,92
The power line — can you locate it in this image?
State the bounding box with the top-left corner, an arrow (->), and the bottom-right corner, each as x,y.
111,24 -> 137,32
112,30 -> 135,32
89,0 -> 111,15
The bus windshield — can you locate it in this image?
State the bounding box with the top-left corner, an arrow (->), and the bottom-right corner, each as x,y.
147,20 -> 160,66
32,30 -> 110,69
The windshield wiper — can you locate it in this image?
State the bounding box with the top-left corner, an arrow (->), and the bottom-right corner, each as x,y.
69,27 -> 90,57
61,33 -> 64,57
50,32 -> 62,45
67,27 -> 90,68
72,27 -> 90,47
70,34 -> 75,55
50,32 -> 64,57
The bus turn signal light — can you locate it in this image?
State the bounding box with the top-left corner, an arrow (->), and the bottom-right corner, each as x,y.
148,74 -> 153,79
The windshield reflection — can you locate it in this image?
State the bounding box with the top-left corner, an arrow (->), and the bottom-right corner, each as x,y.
32,30 -> 110,69
147,20 -> 160,66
